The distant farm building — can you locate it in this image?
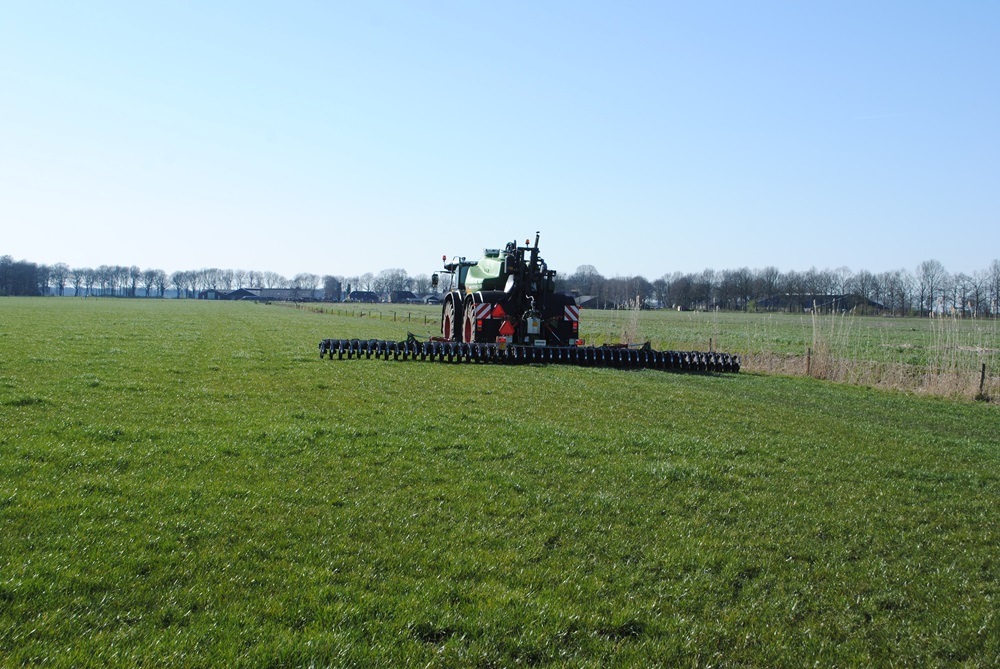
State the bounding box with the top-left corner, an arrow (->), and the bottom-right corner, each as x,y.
389,290 -> 420,304
346,291 -> 380,303
197,288 -> 323,301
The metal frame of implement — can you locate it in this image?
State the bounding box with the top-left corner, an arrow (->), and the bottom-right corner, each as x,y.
319,338 -> 740,373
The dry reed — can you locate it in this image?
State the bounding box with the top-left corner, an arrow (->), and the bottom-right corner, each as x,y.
743,310 -> 998,403
620,295 -> 644,345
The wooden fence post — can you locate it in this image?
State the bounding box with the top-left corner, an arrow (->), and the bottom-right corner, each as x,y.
806,347 -> 812,376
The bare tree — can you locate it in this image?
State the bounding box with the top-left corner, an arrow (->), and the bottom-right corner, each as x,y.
411,273 -> 432,296
652,276 -> 670,309
565,264 -> 605,298
667,273 -> 695,310
719,268 -> 753,311
82,268 -> 97,296
878,270 -> 904,316
900,269 -> 916,316
127,266 -> 141,297
917,259 -> 948,316
261,271 -> 286,289
969,270 -> 988,317
754,266 -> 781,307
781,269 -> 805,300
601,275 -> 652,308
50,263 -> 70,296
950,273 -> 972,316
853,269 -> 877,313
170,271 -> 187,298
834,266 -> 853,295
148,269 -> 166,297
294,273 -> 320,290
112,266 -> 124,296
292,273 -> 320,299
200,268 -> 222,291
36,265 -> 52,296
693,269 -> 717,310
71,267 -> 85,296
633,276 -> 654,304
142,268 -> 158,297
373,268 -> 408,296
95,266 -> 110,296
808,267 -> 838,296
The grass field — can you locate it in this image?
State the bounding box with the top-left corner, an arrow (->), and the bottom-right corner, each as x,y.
1,298 -> 998,667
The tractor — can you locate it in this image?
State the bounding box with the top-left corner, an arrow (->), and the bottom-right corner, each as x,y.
435,233 -> 580,347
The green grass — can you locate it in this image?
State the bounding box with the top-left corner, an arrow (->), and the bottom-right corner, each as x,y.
1,298 -> 998,667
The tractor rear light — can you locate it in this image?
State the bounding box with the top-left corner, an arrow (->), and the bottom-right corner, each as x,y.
574,339 -> 585,346
476,319 -> 483,331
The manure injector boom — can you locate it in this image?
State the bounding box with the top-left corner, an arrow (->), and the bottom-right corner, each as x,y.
319,234 -> 739,373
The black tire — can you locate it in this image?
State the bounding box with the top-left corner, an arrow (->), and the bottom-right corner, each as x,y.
443,299 -> 456,341
464,299 -> 477,344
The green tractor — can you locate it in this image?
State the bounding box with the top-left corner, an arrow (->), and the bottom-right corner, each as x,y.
434,233 -> 580,346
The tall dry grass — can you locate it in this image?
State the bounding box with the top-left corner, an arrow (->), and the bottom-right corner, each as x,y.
743,310 -> 998,403
619,295 -> 644,345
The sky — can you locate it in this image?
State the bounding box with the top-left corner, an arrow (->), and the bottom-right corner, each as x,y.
2,1 -> 998,281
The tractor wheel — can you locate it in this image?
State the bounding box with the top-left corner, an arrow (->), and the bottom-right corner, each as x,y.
463,300 -> 477,344
443,298 -> 459,342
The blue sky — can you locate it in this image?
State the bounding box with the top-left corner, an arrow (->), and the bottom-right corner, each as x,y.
2,1 -> 998,280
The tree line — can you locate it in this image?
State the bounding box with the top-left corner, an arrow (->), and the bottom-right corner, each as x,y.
0,259 -> 330,300
563,259 -> 1000,317
0,257 -> 434,303
3,253 -> 999,317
